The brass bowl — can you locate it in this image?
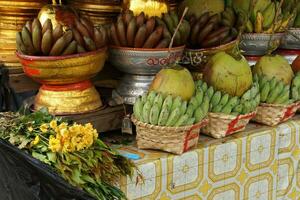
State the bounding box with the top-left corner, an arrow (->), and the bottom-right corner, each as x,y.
35,81 -> 103,115
181,39 -> 239,72
16,47 -> 107,85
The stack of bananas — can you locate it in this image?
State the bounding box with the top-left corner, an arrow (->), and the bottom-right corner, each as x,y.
186,10 -> 238,49
195,80 -> 260,115
255,72 -> 300,105
109,10 -> 190,48
281,0 -> 300,28
16,16 -> 107,56
243,0 -> 294,33
133,90 -> 209,127
66,0 -> 122,26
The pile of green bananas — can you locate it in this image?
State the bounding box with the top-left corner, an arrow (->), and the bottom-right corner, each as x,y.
257,75 -> 294,105
133,91 -> 209,127
195,80 -> 260,115
291,72 -> 300,101
16,17 -> 107,56
186,12 -> 238,48
109,10 -> 190,48
243,0 -> 294,33
281,0 -> 300,28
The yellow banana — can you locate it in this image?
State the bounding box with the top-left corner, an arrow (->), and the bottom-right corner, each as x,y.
255,12 -> 264,33
278,13 -> 296,32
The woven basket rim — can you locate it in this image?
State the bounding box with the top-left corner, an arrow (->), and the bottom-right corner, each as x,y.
208,111 -> 257,120
131,115 -> 208,131
259,102 -> 299,108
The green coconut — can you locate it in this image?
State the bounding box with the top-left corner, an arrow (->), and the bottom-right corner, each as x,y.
149,65 -> 195,101
203,51 -> 253,97
179,0 -> 224,19
253,55 -> 294,85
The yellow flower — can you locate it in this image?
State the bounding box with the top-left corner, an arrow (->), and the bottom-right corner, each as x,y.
40,123 -> 48,133
27,126 -> 33,132
49,136 -> 62,152
31,135 -> 40,146
58,122 -> 68,131
49,120 -> 57,129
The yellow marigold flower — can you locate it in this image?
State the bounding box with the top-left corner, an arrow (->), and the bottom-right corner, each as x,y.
49,136 -> 62,152
40,123 -> 48,133
49,120 -> 57,129
27,126 -> 33,132
58,122 -> 68,131
62,141 -> 75,153
31,135 -> 40,146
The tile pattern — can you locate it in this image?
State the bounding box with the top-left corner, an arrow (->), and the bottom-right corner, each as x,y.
119,117 -> 300,200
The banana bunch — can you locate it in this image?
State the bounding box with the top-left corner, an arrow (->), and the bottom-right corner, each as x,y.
291,72 -> 300,101
109,10 -> 190,48
281,0 -> 300,28
187,12 -> 238,48
244,0 -> 295,33
195,80 -> 260,115
16,17 -> 107,56
133,91 -> 208,127
257,75 -> 293,105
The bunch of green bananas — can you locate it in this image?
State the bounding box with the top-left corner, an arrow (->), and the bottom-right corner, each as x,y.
195,80 -> 260,115
244,0 -> 295,33
291,72 -> 300,101
186,11 -> 238,48
281,0 -> 300,28
110,10 -> 190,48
257,75 -> 293,105
16,17 -> 107,56
133,90 -> 209,127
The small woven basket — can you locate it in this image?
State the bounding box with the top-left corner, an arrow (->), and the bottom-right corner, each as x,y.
252,102 -> 300,126
202,111 -> 256,139
131,116 -> 208,155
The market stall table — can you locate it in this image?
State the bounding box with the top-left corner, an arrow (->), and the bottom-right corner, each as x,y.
118,117 -> 300,200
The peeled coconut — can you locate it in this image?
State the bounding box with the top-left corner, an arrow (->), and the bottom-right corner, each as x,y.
149,65 -> 195,101
203,51 -> 252,97
253,55 -> 294,85
179,0 -> 224,19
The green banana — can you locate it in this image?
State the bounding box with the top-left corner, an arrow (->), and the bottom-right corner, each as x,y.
218,93 -> 229,107
142,101 -> 152,123
180,101 -> 187,116
206,86 -> 214,100
158,107 -> 170,126
16,32 -> 27,54
269,77 -> 277,90
241,89 -> 251,102
292,86 -> 299,101
153,93 -> 163,110
242,101 -> 251,114
233,104 -> 243,114
292,74 -> 300,88
147,91 -> 157,105
162,13 -> 175,34
21,27 -> 35,55
262,2 -> 276,29
189,96 -> 199,107
227,96 -> 240,108
259,75 -> 268,90
254,94 -> 261,106
194,107 -> 205,122
171,96 -> 183,111
245,20 -> 254,33
266,81 -> 284,104
250,83 -> 259,99
185,118 -> 196,126
166,108 -> 181,126
141,93 -> 148,104
186,104 -> 196,117
274,85 -> 290,104
260,82 -> 271,102
133,97 -> 144,121
202,82 -> 208,92
195,90 -> 204,105
149,104 -> 160,125
212,104 -> 223,113
211,91 -> 222,107
175,114 -> 189,127
162,95 -> 173,111
201,95 -> 210,115
221,104 -> 233,114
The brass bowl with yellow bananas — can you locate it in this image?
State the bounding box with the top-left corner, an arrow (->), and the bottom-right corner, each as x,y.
16,48 -> 107,85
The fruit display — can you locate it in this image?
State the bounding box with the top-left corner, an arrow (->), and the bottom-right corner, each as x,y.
253,55 -> 294,85
186,11 -> 238,48
202,52 -> 253,97
149,66 -> 195,101
233,0 -> 294,33
195,80 -> 260,115
109,10 -> 190,48
133,90 -> 208,127
16,15 -> 107,56
179,0 -> 225,19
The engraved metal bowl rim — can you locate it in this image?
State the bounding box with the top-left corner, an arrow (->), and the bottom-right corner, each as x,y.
241,32 -> 284,40
15,47 -> 107,61
184,38 -> 239,52
108,45 -> 185,52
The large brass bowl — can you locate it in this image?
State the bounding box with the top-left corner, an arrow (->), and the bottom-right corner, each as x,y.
16,47 -> 107,85
181,39 -> 239,72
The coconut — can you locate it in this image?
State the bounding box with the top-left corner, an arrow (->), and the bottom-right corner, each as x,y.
149,65 -> 195,101
253,55 -> 294,85
179,0 -> 224,19
203,51 -> 252,97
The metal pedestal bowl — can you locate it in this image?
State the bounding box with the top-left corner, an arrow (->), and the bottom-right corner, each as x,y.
240,33 -> 284,56
109,46 -> 185,104
16,47 -> 107,85
280,28 -> 300,50
181,39 -> 238,72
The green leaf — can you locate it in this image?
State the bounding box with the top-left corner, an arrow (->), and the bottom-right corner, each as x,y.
71,168 -> 86,185
32,152 -> 51,165
47,152 -> 57,163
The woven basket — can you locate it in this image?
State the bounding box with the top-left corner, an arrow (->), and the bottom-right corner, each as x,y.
202,111 -> 256,139
131,116 -> 208,155
252,102 -> 300,126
